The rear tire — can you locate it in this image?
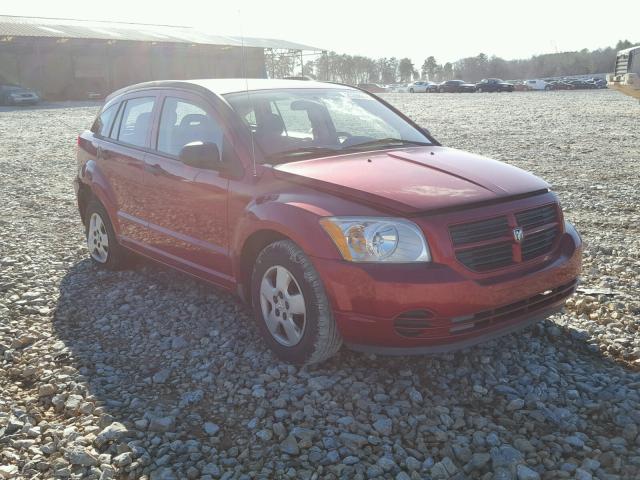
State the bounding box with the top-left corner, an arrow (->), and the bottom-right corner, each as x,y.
84,199 -> 129,270
251,240 -> 342,364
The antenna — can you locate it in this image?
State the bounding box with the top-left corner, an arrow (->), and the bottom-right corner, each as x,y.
238,9 -> 258,176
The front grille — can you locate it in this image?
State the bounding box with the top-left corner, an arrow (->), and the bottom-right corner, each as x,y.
450,216 -> 510,246
516,204 -> 558,229
456,242 -> 513,271
449,279 -> 577,334
521,228 -> 558,261
449,203 -> 561,273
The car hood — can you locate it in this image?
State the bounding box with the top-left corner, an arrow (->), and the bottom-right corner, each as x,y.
273,146 -> 549,215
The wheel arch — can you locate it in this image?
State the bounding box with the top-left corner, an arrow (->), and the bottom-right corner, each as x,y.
76,181 -> 94,226
237,229 -> 290,303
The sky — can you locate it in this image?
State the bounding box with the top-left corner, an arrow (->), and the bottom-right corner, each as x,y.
2,0 -> 639,65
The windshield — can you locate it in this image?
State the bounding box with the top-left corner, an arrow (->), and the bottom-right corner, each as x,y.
224,88 -> 431,163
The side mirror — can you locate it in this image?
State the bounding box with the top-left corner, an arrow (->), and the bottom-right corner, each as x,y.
179,141 -> 222,170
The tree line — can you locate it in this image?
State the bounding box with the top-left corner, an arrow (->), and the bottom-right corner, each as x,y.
266,40 -> 638,83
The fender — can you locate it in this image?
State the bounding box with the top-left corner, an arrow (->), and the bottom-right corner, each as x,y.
230,198 -> 343,282
81,159 -> 121,235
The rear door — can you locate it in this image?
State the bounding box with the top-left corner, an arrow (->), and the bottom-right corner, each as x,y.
140,90 -> 232,284
92,94 -> 157,242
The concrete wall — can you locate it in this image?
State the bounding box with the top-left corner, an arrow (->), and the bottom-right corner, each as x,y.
0,38 -> 266,100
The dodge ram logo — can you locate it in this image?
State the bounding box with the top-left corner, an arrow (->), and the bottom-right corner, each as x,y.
513,227 -> 524,243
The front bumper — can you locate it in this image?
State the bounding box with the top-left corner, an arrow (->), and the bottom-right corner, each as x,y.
312,223 -> 582,353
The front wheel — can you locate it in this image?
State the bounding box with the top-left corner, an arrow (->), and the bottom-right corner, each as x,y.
252,240 -> 342,364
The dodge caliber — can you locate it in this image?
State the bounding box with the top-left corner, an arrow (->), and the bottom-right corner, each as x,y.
75,79 -> 582,364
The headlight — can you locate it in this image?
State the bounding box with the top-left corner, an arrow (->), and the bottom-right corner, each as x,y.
319,217 -> 431,263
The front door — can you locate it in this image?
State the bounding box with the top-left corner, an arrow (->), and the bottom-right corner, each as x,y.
140,93 -> 232,284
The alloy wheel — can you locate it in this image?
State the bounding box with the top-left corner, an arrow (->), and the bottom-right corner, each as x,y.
259,265 -> 307,347
87,212 -> 109,263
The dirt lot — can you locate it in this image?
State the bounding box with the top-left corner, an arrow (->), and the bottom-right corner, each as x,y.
1,90 -> 639,480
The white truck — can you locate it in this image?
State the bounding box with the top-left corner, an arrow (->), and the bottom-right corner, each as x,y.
524,79 -> 551,91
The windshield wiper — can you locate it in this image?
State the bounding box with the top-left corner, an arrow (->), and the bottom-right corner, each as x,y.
342,137 -> 431,151
265,146 -> 340,164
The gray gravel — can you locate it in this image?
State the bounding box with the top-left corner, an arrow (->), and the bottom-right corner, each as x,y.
1,90 -> 639,479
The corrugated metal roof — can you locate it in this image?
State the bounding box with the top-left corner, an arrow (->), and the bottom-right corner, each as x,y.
0,15 -> 322,51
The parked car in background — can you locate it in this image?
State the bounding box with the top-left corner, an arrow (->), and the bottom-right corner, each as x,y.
408,81 -> 437,93
357,83 -> 387,93
0,83 -> 40,106
512,81 -> 529,91
566,79 -> 596,90
75,78 -> 582,364
387,83 -> 409,93
524,79 -> 551,91
546,80 -> 573,90
438,80 -> 476,93
476,78 -> 515,92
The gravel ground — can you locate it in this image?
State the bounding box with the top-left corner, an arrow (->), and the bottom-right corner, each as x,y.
1,90 -> 639,480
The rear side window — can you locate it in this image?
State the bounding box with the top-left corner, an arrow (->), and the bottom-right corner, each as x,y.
116,97 -> 155,148
91,104 -> 118,137
156,97 -> 223,157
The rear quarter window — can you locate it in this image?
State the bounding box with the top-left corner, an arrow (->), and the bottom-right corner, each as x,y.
91,104 -> 118,137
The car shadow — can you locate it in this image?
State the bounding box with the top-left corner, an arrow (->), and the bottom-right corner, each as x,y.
50,257 -> 639,477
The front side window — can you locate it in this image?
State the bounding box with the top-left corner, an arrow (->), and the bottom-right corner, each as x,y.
92,103 -> 118,137
116,97 -> 155,148
156,97 -> 223,157
224,88 -> 431,163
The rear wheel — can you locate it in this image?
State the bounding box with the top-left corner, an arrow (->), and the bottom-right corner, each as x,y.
85,200 -> 129,270
252,240 -> 342,364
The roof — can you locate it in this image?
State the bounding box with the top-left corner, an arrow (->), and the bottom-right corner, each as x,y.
106,79 -> 353,100
192,78 -> 351,95
617,45 -> 640,55
0,15 -> 322,51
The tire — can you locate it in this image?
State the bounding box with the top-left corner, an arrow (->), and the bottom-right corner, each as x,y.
251,240 -> 342,364
84,199 -> 129,270
409,88 -> 414,93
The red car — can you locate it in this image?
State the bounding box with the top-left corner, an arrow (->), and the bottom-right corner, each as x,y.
75,79 -> 582,364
